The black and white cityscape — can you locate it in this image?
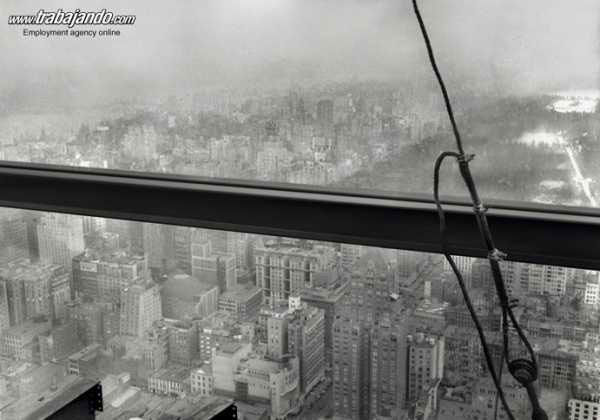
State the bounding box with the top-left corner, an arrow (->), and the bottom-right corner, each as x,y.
2,1 -> 600,419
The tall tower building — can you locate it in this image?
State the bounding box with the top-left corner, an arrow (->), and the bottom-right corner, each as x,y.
406,332 -> 445,406
143,223 -> 176,271
0,209 -> 29,265
333,303 -> 410,420
106,219 -> 144,251
301,281 -> 349,368
207,230 -> 238,256
332,316 -> 370,420
82,216 -> 106,236
191,229 -> 237,293
332,248 -> 417,420
37,213 -> 85,272
173,227 -> 192,274
0,280 -> 9,332
443,255 -> 473,282
340,244 -> 362,272
369,313 -> 409,418
287,298 -> 326,394
345,249 -> 395,323
316,99 -> 334,125
120,283 -> 162,338
527,264 -> 569,296
396,249 -> 422,279
263,297 -> 326,396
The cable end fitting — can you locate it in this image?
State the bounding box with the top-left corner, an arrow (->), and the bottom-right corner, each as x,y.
488,248 -> 507,262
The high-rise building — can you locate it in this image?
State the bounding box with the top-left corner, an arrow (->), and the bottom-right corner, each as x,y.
369,313 -> 409,418
406,332 -> 445,406
161,273 -> 219,321
263,297 -> 325,396
443,255 -> 473,283
471,375 -> 532,420
223,353 -> 301,419
332,248 -> 418,420
65,300 -> 117,345
72,249 -> 148,304
106,219 -> 144,250
37,213 -> 85,272
191,230 -> 237,293
165,319 -> 198,366
396,249 -> 422,279
316,99 -> 334,125
207,230 -> 238,257
0,319 -> 51,361
332,316 -> 370,420
0,209 -> 29,265
0,280 -> 9,332
583,273 -> 600,306
568,398 -> 600,420
301,281 -> 349,368
527,264 -> 569,296
190,365 -> 214,396
568,376 -> 600,420
255,242 -> 335,306
345,249 -> 395,323
120,283 -> 162,338
500,261 -> 569,297
39,319 -> 81,363
213,341 -> 253,394
287,297 -> 326,394
173,226 -> 193,273
218,284 -> 263,322
340,244 -> 362,272
332,308 -> 410,420
0,258 -> 70,325
143,223 -> 176,271
82,216 -> 106,236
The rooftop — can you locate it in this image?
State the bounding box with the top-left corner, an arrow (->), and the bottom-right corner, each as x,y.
151,365 -> 190,383
219,283 -> 260,301
162,273 -> 218,301
218,342 -> 244,355
76,248 -> 146,266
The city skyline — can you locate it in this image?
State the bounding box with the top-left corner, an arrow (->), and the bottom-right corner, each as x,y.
2,1 -> 600,419
0,209 -> 598,419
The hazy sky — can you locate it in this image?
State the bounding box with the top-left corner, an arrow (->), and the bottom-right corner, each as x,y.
1,0 -> 599,108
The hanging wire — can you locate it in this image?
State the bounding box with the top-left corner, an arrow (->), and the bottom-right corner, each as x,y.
411,0 -> 542,419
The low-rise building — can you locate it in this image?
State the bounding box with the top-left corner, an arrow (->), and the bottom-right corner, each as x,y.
148,365 -> 190,397
190,364 -> 214,396
218,284 -> 262,322
0,320 -> 51,361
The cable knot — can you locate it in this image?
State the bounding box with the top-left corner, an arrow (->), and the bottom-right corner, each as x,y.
473,203 -> 487,214
457,153 -> 475,164
488,248 -> 507,262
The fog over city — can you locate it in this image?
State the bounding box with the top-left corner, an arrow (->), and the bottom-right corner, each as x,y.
3,2 -> 600,420
1,0 -> 599,109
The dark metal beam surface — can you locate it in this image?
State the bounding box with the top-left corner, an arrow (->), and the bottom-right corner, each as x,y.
1,161 -> 599,270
